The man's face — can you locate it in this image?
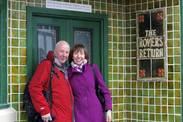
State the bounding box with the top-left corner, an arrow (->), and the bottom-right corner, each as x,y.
55,44 -> 70,64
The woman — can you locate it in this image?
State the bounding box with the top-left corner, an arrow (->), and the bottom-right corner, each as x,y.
67,44 -> 112,122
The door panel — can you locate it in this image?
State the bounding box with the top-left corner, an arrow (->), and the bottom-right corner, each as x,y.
70,20 -> 100,65
32,17 -> 67,67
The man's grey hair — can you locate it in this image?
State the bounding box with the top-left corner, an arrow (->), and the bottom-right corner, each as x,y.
55,40 -> 70,50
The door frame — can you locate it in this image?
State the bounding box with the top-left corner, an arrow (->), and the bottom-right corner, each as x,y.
181,0 -> 183,120
0,0 -> 8,108
27,6 -> 108,82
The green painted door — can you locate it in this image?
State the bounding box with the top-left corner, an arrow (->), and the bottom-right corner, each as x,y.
27,7 -> 108,81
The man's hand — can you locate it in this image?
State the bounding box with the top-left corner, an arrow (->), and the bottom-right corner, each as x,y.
41,113 -> 52,122
106,110 -> 112,122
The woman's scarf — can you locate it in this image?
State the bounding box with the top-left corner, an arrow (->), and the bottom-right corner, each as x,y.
71,59 -> 87,72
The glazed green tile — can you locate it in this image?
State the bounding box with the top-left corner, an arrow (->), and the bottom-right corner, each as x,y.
12,94 -> 18,102
150,114 -> 155,120
126,89 -> 130,95
149,89 -> 154,96
113,66 -> 118,73
174,73 -> 180,80
19,39 -> 26,47
168,98 -> 174,105
112,97 -> 118,104
143,90 -> 148,96
167,0 -> 173,6
20,30 -> 26,38
12,29 -> 18,37
12,1 -> 19,10
168,73 -> 173,80
162,90 -> 168,96
108,81 -> 112,88
132,89 -> 136,95
20,66 -> 26,74
136,4 -> 141,11
142,3 -> 147,10
155,1 -> 160,8
175,106 -> 181,113
169,115 -> 175,121
12,75 -> 18,83
174,7 -> 179,14
12,19 -> 18,28
12,38 -> 19,46
20,57 -> 26,65
11,48 -> 18,56
168,48 -> 173,56
168,82 -> 173,89
175,115 -> 181,122
160,0 -> 166,7
12,85 -> 18,93
155,114 -> 161,121
137,113 -> 143,119
155,98 -> 161,105
174,65 -> 180,72
174,14 -> 180,22
126,74 -> 131,80
173,0 -> 179,5
162,114 -> 168,121
167,16 -> 173,22
174,31 -> 180,38
143,82 -> 148,88
108,58 -> 112,64
11,57 -> 18,65
12,66 -> 18,74
12,103 -> 19,110
175,97 -> 180,104
137,98 -> 142,104
112,89 -> 118,96
144,105 -> 148,112
149,98 -> 154,105
174,48 -> 181,55
167,24 -> 173,30
113,74 -> 118,80
20,20 -> 26,28
137,89 -> 142,96
113,81 -> 118,88
168,32 -> 173,39
113,112 -> 119,120
162,106 -> 168,113
174,40 -> 180,47
148,2 -> 154,9
12,10 -> 19,19
119,89 -> 123,96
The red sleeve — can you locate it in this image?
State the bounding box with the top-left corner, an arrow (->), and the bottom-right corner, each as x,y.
29,60 -> 51,116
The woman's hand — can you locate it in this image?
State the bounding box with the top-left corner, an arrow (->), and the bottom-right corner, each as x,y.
106,110 -> 112,122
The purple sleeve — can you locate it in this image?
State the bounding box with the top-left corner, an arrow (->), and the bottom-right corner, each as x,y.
93,64 -> 112,111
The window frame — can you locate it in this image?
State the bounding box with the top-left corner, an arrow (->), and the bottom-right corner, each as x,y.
136,8 -> 167,81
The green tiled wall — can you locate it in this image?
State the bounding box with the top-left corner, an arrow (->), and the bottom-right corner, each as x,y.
124,0 -> 181,122
8,0 -> 181,122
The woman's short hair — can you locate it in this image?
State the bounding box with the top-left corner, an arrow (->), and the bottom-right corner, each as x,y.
69,44 -> 89,63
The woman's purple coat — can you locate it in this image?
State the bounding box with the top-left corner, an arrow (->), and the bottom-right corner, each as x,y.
68,64 -> 112,122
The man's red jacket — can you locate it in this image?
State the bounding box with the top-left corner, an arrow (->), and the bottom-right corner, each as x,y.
29,60 -> 73,122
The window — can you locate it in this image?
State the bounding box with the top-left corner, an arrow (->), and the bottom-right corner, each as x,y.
137,9 -> 167,81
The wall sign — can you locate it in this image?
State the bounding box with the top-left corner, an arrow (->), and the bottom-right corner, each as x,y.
46,0 -> 92,13
137,9 -> 167,81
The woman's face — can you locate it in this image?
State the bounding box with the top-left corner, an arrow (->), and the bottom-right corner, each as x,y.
73,49 -> 85,65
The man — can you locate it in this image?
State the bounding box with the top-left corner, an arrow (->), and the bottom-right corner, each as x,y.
29,40 -> 73,122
